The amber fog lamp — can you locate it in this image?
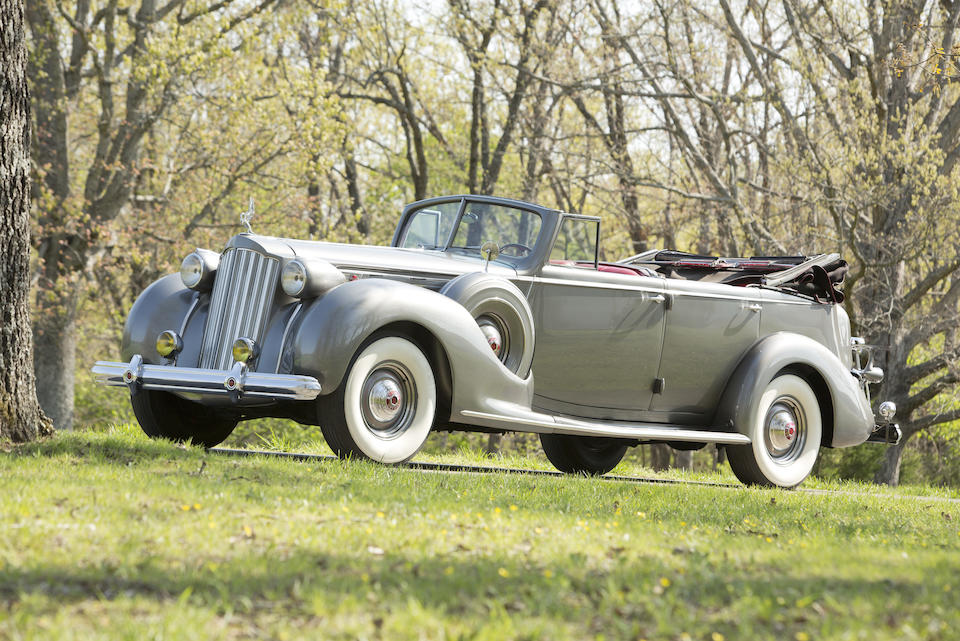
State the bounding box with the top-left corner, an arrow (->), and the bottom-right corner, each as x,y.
180,249 -> 219,290
155,330 -> 183,358
232,337 -> 258,364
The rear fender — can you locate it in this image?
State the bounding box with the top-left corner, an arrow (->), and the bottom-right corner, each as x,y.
715,332 -> 873,448
291,278 -> 534,414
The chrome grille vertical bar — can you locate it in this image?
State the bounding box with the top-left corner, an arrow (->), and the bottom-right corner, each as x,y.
198,247 -> 279,371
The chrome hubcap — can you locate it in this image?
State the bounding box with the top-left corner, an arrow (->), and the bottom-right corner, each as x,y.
477,314 -> 508,362
368,378 -> 403,423
360,364 -> 416,438
763,399 -> 804,462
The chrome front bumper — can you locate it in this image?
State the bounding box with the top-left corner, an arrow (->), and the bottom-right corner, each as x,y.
92,355 -> 322,401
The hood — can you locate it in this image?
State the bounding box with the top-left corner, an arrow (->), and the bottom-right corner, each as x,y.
224,234 -> 517,289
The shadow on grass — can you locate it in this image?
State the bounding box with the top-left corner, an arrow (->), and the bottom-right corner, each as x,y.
0,547 -> 942,636
11,430 -> 205,464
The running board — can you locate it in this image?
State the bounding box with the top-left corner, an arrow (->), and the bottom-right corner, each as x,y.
459,409 -> 751,445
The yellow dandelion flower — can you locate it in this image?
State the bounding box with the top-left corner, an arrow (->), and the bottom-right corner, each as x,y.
543,569 -> 554,579
181,505 -> 191,511
712,633 -> 725,641
498,567 -> 510,578
795,633 -> 810,641
494,507 -> 502,514
510,505 -> 518,511
376,511 -> 385,519
660,577 -> 671,588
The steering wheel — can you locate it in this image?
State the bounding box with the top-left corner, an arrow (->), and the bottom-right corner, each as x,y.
499,243 -> 533,256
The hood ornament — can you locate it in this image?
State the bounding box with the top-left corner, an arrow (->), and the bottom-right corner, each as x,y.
240,197 -> 255,234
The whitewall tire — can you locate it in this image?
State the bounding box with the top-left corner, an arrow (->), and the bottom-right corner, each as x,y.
320,336 -> 436,464
727,374 -> 822,488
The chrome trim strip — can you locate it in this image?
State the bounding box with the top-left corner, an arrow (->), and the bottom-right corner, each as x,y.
92,359 -> 321,401
459,409 -> 752,445
521,274 -> 822,305
178,292 -> 201,337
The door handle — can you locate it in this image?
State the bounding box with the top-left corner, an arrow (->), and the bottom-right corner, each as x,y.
744,302 -> 762,312
648,294 -> 666,304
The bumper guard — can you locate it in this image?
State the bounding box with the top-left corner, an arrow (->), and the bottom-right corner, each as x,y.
92,355 -> 322,401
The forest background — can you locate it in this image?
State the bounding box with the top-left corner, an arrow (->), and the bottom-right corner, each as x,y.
23,0 -> 960,486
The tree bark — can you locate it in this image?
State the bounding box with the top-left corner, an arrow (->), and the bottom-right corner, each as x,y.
0,0 -> 52,442
32,293 -> 78,430
874,436 -> 907,486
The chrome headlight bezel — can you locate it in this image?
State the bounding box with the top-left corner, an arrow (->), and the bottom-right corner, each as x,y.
180,249 -> 219,291
280,258 -> 346,298
280,259 -> 309,297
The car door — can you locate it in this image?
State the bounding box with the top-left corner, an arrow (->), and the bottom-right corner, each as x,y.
648,279 -> 761,422
525,216 -> 667,420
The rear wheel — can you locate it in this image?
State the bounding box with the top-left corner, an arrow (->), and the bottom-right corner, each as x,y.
131,390 -> 238,447
727,374 -> 822,488
539,434 -> 629,475
320,336 -> 436,463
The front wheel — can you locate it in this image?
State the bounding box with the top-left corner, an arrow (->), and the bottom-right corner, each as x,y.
319,336 -> 436,464
131,390 -> 238,447
539,434 -> 629,475
726,374 -> 822,488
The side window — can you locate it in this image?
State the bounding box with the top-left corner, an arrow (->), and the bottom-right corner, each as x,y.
400,201 -> 460,249
551,217 -> 598,264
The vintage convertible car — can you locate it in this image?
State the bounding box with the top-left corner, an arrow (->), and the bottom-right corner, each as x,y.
93,194 -> 899,487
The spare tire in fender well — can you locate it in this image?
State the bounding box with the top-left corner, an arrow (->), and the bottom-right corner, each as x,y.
439,272 -> 536,378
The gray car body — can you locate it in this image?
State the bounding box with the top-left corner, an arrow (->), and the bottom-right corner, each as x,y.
109,194 -> 875,448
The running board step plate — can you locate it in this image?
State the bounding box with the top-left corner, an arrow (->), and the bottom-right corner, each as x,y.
459,409 -> 750,445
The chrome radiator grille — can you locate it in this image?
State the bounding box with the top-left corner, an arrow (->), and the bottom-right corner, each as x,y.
199,248 -> 280,370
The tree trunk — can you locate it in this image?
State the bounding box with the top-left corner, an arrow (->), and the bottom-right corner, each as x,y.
874,438 -> 907,486
0,0 -> 52,442
650,443 -> 671,472
32,290 -> 78,430
673,449 -> 693,471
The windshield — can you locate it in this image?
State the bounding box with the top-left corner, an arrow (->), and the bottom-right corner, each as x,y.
449,202 -> 542,259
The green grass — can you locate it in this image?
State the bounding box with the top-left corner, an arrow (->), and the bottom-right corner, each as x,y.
1,426 -> 958,640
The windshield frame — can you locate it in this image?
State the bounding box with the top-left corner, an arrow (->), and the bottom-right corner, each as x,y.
443,200 -> 543,263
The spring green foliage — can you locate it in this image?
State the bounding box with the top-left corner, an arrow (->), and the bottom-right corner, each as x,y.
30,1 -> 960,481
1,427 -> 958,640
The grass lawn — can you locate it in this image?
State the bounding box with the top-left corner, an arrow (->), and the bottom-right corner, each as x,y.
1,426 -> 958,640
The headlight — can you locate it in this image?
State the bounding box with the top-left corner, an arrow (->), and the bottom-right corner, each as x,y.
180,249 -> 219,290
280,258 -> 346,298
155,330 -> 183,358
281,260 -> 308,297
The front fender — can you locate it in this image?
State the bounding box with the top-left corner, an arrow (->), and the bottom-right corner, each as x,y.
715,332 -> 873,448
121,274 -> 199,364
290,278 -> 534,413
